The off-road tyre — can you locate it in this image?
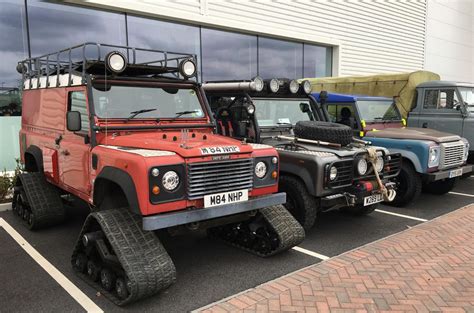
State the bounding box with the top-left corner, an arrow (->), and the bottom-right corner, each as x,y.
389,162 -> 422,207
423,178 -> 456,195
340,203 -> 378,216
279,175 -> 318,231
294,121 -> 353,146
208,205 -> 305,257
71,209 -> 176,305
11,172 -> 65,230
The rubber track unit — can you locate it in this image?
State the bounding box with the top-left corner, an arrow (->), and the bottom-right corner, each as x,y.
17,173 -> 65,229
212,205 -> 305,258
71,209 -> 176,305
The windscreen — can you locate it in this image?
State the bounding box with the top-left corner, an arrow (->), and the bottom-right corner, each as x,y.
252,98 -> 314,127
92,85 -> 205,119
357,100 -> 401,122
459,87 -> 474,110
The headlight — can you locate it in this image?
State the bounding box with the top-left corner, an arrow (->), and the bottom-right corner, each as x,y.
464,142 -> 470,161
289,80 -> 299,93
255,161 -> 267,178
428,145 -> 440,168
357,158 -> 368,175
252,76 -> 264,92
271,156 -> 278,164
247,104 -> 255,115
302,80 -> 312,94
269,78 -> 280,93
329,166 -> 338,181
179,59 -> 197,78
162,171 -> 180,191
375,154 -> 384,173
105,51 -> 127,73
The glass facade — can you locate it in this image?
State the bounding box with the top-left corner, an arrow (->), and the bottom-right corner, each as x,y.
201,28 -> 257,82
0,0 -> 333,169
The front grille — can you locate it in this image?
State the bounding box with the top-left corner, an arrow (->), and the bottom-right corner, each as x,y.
327,160 -> 354,188
383,153 -> 402,178
187,158 -> 254,199
440,142 -> 465,169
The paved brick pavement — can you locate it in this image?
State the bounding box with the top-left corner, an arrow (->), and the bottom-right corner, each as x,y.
197,204 -> 474,312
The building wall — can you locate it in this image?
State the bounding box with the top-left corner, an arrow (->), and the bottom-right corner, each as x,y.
69,0 -> 428,77
424,0 -> 474,82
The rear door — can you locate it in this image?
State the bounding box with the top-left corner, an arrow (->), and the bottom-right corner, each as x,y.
416,88 -> 464,136
59,88 -> 91,196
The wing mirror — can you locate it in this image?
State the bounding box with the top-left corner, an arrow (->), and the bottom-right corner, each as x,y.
67,111 -> 82,132
299,102 -> 310,113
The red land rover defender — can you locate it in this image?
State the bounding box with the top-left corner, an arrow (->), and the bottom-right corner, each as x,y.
13,43 -> 304,305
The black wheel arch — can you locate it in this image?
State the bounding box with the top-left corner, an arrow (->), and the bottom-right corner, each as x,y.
24,145 -> 43,172
93,166 -> 141,214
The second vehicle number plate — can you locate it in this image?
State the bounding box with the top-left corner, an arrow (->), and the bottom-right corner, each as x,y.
449,168 -> 463,178
363,193 -> 384,206
204,189 -> 248,208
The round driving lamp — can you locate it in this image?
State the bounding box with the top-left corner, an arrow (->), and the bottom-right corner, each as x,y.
105,51 -> 127,73
329,166 -> 338,181
357,158 -> 368,175
162,171 -> 180,191
289,80 -> 299,94
302,80 -> 312,94
246,104 -> 256,115
255,161 -> 267,178
375,156 -> 384,172
179,59 -> 197,78
269,78 -> 280,93
252,76 -> 264,92
271,157 -> 278,164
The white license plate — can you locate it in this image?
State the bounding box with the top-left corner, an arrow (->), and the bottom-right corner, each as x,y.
449,168 -> 463,178
363,193 -> 384,206
204,189 -> 248,208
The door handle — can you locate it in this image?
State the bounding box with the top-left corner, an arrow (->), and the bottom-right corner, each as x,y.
422,122 -> 428,128
61,150 -> 70,156
55,135 -> 63,145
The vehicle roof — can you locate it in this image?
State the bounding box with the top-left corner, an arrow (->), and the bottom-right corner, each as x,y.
311,92 -> 392,103
417,80 -> 474,88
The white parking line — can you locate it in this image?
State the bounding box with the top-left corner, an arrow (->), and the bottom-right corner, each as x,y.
292,246 -> 330,260
449,191 -> 474,198
374,209 -> 428,222
0,218 -> 103,313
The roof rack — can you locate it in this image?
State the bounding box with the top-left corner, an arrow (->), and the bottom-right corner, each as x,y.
17,42 -> 198,89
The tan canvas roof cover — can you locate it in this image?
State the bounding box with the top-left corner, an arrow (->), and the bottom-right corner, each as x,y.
304,71 -> 440,119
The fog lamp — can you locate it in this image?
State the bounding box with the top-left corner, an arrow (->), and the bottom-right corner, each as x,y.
105,51 -> 127,73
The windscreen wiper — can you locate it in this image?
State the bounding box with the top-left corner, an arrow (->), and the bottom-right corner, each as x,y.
170,110 -> 199,120
127,108 -> 157,121
276,122 -> 293,128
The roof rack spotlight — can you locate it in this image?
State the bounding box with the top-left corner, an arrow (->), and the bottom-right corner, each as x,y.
105,51 -> 127,73
179,58 -> 197,78
302,80 -> 312,94
269,78 -> 280,93
252,76 -> 264,92
289,79 -> 300,94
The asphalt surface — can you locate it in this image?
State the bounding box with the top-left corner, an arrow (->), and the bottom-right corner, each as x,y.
0,177 -> 473,313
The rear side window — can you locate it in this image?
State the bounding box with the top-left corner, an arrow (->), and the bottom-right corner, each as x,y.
423,90 -> 438,109
68,91 -> 89,133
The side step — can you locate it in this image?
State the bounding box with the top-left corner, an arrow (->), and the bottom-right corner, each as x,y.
71,209 -> 176,305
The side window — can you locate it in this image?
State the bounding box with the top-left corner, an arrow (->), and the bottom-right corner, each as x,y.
423,90 -> 438,109
68,91 -> 89,133
438,89 -> 459,110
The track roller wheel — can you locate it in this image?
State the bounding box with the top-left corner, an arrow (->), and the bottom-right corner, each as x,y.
115,277 -> 130,300
100,268 -> 116,291
87,260 -> 101,282
73,253 -> 88,273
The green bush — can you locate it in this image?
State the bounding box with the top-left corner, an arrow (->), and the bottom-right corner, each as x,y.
0,159 -> 23,202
